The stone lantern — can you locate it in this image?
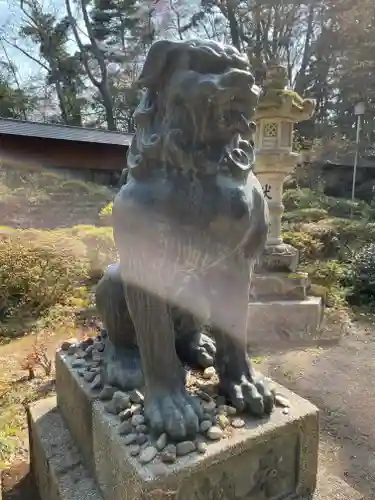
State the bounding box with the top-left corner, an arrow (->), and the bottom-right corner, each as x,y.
249,60 -> 325,344
254,60 -> 316,272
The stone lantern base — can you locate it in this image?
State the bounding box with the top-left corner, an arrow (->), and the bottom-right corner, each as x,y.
249,244 -> 327,349
247,295 -> 324,352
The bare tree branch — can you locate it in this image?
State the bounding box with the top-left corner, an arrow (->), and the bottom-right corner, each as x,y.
1,37 -> 49,71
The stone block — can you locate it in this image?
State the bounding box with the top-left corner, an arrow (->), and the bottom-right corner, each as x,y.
252,272 -> 310,301
55,351 -> 101,473
247,296 -> 325,353
28,396 -> 102,500
28,397 -> 365,500
92,384 -> 319,500
28,399 -> 365,500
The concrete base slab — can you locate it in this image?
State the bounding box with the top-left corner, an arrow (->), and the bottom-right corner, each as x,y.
28,396 -> 102,500
28,397 -> 365,500
247,296 -> 327,352
55,350 -> 101,473
57,352 -> 318,500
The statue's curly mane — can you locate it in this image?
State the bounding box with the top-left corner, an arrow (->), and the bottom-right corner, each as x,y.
127,39 -> 259,180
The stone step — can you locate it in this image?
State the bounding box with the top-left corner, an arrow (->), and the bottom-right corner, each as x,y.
27,396 -> 102,500
28,397 -> 366,500
247,296 -> 328,352
252,272 -> 310,301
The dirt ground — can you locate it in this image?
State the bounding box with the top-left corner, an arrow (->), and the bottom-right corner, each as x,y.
259,314 -> 375,500
1,315 -> 375,499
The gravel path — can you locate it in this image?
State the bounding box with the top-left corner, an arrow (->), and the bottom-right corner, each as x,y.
259,317 -> 375,499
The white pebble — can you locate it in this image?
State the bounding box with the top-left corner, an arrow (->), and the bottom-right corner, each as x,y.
275,394 -> 291,408
196,441 -> 208,454
129,389 -> 144,404
156,433 -> 167,451
139,446 -> 158,464
203,367 -> 216,379
231,418 -> 246,429
207,426 -> 223,441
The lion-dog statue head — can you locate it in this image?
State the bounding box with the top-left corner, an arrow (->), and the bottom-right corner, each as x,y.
127,39 -> 260,181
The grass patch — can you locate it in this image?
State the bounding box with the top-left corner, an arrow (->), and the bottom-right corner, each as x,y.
0,375 -> 55,468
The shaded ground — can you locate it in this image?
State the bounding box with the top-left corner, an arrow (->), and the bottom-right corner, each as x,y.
2,462 -> 40,500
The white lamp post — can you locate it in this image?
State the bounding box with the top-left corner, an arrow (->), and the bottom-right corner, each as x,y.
351,101 -> 366,213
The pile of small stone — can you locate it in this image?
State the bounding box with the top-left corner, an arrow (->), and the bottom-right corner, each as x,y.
95,366 -> 248,465
61,336 -> 105,391
61,339 -> 291,465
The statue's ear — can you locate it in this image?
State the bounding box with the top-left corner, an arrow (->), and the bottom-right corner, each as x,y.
137,40 -> 177,89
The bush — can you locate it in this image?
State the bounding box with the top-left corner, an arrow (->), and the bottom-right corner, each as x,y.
0,225 -> 117,335
325,197 -> 371,219
0,232 -> 88,323
283,188 -> 373,220
282,230 -> 323,261
300,260 -> 351,307
283,188 -> 326,211
283,208 -> 328,223
67,225 -> 117,278
347,243 -> 375,305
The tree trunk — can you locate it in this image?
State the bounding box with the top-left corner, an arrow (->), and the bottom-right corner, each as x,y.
226,0 -> 241,51
294,1 -> 315,94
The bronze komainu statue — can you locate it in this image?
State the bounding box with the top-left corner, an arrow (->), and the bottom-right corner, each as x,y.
96,39 -> 274,442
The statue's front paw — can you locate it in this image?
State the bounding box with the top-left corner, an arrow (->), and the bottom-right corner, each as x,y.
220,372 -> 274,417
144,386 -> 203,441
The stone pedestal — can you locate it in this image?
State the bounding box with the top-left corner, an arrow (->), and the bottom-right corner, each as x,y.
28,351 -> 365,500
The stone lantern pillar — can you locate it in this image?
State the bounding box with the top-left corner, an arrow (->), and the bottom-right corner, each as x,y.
248,60 -> 325,345
254,60 -> 316,273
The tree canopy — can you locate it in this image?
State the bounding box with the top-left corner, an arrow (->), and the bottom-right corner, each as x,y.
0,0 -> 373,153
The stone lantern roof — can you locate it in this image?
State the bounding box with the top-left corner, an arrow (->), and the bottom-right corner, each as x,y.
255,59 -> 316,122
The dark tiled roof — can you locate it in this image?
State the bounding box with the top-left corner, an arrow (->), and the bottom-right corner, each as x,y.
0,118 -> 132,146
322,155 -> 375,168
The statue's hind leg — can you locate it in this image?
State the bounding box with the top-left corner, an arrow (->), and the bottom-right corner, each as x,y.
172,276 -> 215,369
96,263 -> 216,382
95,263 -> 143,390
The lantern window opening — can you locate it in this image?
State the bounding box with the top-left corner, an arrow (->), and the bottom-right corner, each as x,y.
264,122 -> 278,138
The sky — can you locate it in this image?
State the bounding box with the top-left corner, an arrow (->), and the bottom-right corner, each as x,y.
0,0 -> 49,82
0,0 -> 203,84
